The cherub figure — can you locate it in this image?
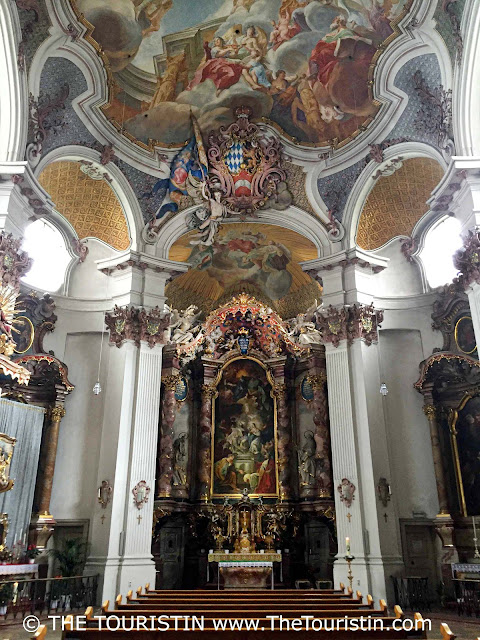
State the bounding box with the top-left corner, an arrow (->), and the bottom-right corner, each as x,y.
168,305 -> 203,344
189,183 -> 236,247
230,0 -> 257,14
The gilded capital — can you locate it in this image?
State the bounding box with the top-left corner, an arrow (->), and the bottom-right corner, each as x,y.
162,375 -> 179,391
50,406 -> 66,422
202,383 -> 217,398
423,404 -> 436,419
307,373 -> 327,389
272,382 -> 287,399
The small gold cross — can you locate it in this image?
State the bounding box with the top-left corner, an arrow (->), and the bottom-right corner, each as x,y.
137,514 -> 142,525
100,515 -> 106,525
346,513 -> 352,522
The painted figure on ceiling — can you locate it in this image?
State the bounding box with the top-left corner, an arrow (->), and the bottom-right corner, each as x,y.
80,0 -> 411,146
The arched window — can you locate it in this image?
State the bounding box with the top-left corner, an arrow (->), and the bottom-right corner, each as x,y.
21,220 -> 72,292
419,216 -> 463,289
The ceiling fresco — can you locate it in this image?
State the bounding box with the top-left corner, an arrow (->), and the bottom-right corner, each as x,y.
167,223 -> 321,318
355,157 -> 445,250
73,0 -> 413,148
38,161 -> 131,251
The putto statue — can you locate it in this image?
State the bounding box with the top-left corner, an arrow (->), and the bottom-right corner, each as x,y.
287,299 -> 323,345
167,305 -> 203,344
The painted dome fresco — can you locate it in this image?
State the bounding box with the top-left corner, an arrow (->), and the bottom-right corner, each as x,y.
73,0 -> 413,148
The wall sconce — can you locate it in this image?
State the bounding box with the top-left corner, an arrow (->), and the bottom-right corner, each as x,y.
377,477 -> 391,507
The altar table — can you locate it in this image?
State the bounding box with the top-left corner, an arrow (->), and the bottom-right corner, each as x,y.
208,552 -> 282,590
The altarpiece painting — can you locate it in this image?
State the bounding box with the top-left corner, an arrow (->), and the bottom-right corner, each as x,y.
450,395 -> 480,516
212,358 -> 278,498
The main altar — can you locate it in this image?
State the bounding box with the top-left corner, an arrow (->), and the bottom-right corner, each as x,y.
152,294 -> 336,590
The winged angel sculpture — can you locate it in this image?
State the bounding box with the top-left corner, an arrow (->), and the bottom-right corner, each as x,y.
166,305 -> 203,345
287,299 -> 323,345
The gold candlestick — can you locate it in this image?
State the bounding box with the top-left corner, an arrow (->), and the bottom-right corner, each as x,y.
344,554 -> 355,590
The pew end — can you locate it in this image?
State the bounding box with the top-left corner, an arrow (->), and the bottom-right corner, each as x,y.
126,589 -> 133,602
33,625 -> 47,640
102,600 -> 110,613
414,612 -> 427,639
356,590 -> 362,602
367,594 -> 374,608
145,582 -> 150,593
347,586 -> 353,596
440,623 -> 456,640
115,594 -> 122,609
63,615 -> 74,631
394,605 -> 404,620
339,582 -> 345,592
379,599 -> 387,614
85,606 -> 94,621
136,586 -> 142,597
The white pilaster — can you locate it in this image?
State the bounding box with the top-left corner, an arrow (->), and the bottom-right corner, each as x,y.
117,342 -> 164,596
84,341 -> 139,602
325,342 -> 370,594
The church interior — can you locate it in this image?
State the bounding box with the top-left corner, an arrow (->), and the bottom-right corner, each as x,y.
0,0 -> 479,638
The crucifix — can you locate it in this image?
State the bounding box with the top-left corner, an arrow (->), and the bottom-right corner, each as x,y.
137,514 -> 143,525
100,515 -> 106,525
346,513 -> 352,522
383,513 -> 388,523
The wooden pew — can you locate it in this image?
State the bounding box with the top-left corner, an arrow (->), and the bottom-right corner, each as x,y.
33,626 -> 47,640
440,623 -> 456,640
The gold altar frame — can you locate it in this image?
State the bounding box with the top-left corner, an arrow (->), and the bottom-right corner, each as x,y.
0,513 -> 8,551
210,355 -> 280,499
448,393 -> 479,516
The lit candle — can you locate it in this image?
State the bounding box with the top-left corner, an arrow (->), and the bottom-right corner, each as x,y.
346,537 -> 351,554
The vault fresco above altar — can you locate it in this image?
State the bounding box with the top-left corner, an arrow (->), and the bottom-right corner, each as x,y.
72,0 -> 413,148
167,223 -> 321,318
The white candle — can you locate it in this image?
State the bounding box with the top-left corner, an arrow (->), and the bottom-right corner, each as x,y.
346,537 -> 351,553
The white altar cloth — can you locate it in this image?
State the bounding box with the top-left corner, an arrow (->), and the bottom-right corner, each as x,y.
0,563 -> 38,576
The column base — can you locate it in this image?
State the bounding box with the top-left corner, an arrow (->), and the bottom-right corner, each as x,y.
434,515 -> 459,599
117,555 -> 156,601
84,555 -> 156,605
333,556 -> 404,605
29,512 -> 56,550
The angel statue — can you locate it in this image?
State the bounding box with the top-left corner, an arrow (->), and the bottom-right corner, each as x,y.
287,299 -> 323,344
167,305 -> 203,344
189,183 -> 236,247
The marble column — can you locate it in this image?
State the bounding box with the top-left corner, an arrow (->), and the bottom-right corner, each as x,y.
31,404 -> 65,549
197,359 -> 218,501
308,372 -> 332,498
274,383 -> 291,501
422,403 -> 450,516
197,383 -> 215,501
157,375 -> 177,498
